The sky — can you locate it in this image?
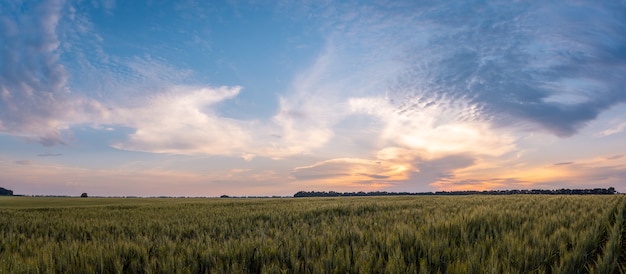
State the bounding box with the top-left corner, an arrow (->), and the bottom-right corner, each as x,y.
0,0 -> 625,197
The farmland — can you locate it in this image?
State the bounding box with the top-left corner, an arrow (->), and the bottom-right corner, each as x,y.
0,195 -> 624,273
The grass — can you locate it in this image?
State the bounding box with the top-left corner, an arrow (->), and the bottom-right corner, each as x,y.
0,195 -> 624,273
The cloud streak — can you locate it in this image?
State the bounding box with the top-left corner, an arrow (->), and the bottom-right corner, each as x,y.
599,121 -> 626,137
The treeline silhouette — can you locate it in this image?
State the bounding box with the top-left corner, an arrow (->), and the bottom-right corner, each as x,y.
293,187 -> 617,197
0,187 -> 13,196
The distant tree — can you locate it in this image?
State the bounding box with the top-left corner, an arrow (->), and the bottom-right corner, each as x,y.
608,187 -> 616,194
0,187 -> 13,196
80,192 -> 88,198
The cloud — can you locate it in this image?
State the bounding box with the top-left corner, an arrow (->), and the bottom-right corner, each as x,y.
606,155 -> 623,160
598,121 -> 626,136
14,160 -> 33,166
110,86 -> 252,156
380,1 -> 626,137
123,56 -> 195,89
91,0 -> 116,13
408,154 -> 476,185
376,147 -> 482,191
38,153 -> 63,157
350,96 -> 516,159
0,0 -> 70,145
0,2 -> 379,159
291,157 -> 409,185
0,0 -> 109,146
284,90 -> 518,190
433,153 -> 626,191
357,173 -> 390,180
0,0 -> 200,148
266,42 -> 360,158
291,148 -> 478,192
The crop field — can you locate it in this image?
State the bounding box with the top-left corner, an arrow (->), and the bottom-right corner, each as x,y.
1,195 -> 625,273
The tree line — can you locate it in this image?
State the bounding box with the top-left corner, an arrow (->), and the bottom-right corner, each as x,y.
293,187 -> 617,197
0,187 -> 13,196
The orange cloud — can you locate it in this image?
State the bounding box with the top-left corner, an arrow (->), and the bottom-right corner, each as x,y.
431,154 -> 626,191
291,157 -> 411,190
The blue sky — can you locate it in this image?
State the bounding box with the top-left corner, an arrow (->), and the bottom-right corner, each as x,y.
1,0 -> 625,196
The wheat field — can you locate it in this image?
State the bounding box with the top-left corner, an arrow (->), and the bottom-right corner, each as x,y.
0,195 -> 624,273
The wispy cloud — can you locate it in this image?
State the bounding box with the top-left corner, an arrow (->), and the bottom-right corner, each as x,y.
0,0 -> 69,145
91,0 -> 116,14
598,121 -> 626,137
38,153 -> 63,157
14,160 -> 33,166
291,157 -> 408,191
606,155 -> 623,160
292,158 -> 405,181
